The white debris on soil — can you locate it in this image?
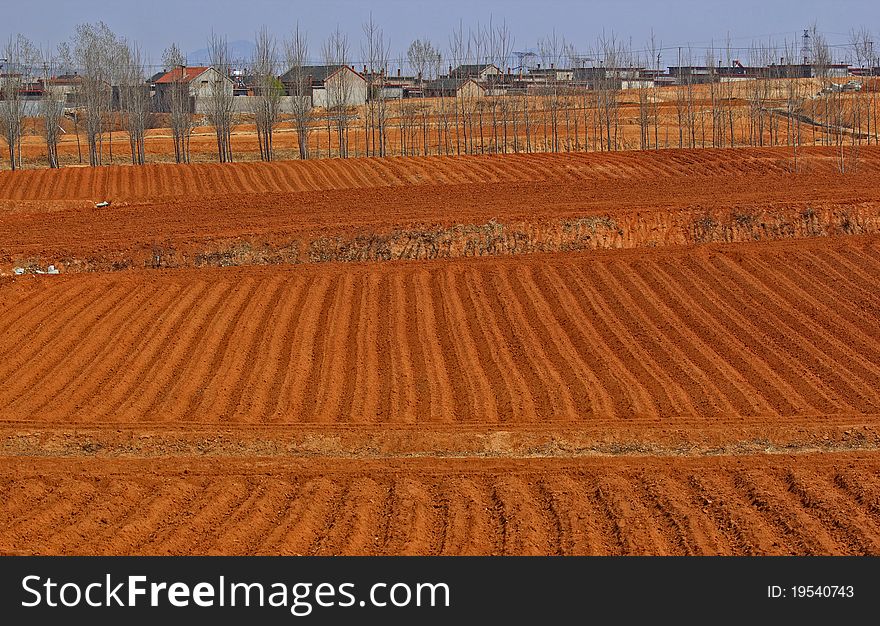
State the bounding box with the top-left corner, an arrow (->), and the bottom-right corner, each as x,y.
12,264 -> 60,276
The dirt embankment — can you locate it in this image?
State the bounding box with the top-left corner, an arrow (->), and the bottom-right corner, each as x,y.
5,203 -> 878,275
3,147 -> 880,274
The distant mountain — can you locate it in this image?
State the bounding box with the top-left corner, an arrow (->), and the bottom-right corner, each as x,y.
186,40 -> 256,65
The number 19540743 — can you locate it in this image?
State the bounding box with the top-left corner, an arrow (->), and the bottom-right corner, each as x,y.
768,585 -> 854,599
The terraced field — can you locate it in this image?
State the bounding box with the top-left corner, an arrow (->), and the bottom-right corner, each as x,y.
3,455 -> 880,556
2,148 -> 880,555
4,147 -> 876,205
2,236 -> 880,428
3,146 -> 880,274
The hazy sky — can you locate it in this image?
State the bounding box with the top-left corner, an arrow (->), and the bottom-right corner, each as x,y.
3,0 -> 879,68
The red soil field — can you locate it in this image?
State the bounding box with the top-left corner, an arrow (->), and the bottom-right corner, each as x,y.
2,147 -> 880,273
2,145 -> 877,207
2,147 -> 880,556
2,454 -> 880,556
3,237 -> 880,430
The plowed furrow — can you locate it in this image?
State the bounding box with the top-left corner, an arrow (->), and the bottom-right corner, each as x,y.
178,279 -> 266,422
310,478 -> 387,555
222,279 -> 292,423
461,269 -> 538,422
258,277 -> 318,422
729,469 -> 836,555
510,266 -> 614,419
592,474 -> 672,556
148,479 -> 252,555
491,268 -> 579,421
684,256 -> 842,414
746,253 -> 880,397
309,273 -> 359,423
0,281 -> 113,375
611,261 -> 746,416
438,477 -> 502,555
410,270 -> 456,423
430,268 -> 494,422
91,281 -> 202,420
632,260 -> 776,415
386,273 -> 418,423
347,273 -> 380,423
24,284 -> 159,420
256,478 -> 334,555
793,249 -> 880,327
282,275 -> 339,422
539,264 -> 655,418
573,263 -> 698,416
831,469 -> 880,518
714,254 -> 878,412
135,280 -> 249,421
0,285 -> 130,411
445,269 -> 510,420
402,273 -> 441,422
779,469 -> 880,555
658,258 -> 810,415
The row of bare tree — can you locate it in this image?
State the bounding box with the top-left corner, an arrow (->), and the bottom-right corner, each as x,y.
2,21 -> 878,170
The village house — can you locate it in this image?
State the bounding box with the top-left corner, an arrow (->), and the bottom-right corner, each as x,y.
279,64 -> 367,108
153,66 -> 234,113
38,74 -> 84,105
449,63 -> 502,80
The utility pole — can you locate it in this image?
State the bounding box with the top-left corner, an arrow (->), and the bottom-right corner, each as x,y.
801,29 -> 810,65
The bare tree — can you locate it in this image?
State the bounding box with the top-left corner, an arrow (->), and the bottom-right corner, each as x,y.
596,34 -> 625,151
251,26 -> 282,161
539,32 -> 565,152
648,32 -> 661,150
284,24 -> 314,160
162,43 -> 194,163
324,26 -> 353,158
747,42 -> 769,146
449,21 -> 466,155
0,35 -> 37,170
40,51 -> 65,168
408,38 -> 441,155
851,27 -> 873,145
207,32 -> 235,163
362,16 -> 390,156
635,49 -> 652,150
485,19 -> 513,154
779,39 -> 805,170
118,41 -> 151,165
72,22 -> 118,166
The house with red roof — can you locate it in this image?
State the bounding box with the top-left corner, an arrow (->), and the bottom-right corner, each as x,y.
153,66 -> 233,112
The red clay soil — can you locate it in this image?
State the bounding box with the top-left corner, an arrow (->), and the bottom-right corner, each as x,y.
4,146 -> 872,206
2,147 -> 880,272
3,236 -> 880,430
2,453 -> 880,556
3,147 -> 880,556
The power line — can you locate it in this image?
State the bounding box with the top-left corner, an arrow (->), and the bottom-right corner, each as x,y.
0,28 -> 873,78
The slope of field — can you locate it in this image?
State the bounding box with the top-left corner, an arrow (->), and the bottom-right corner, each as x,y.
2,147 -> 880,273
2,146 -> 878,206
3,236 -> 880,432
2,454 -> 880,556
